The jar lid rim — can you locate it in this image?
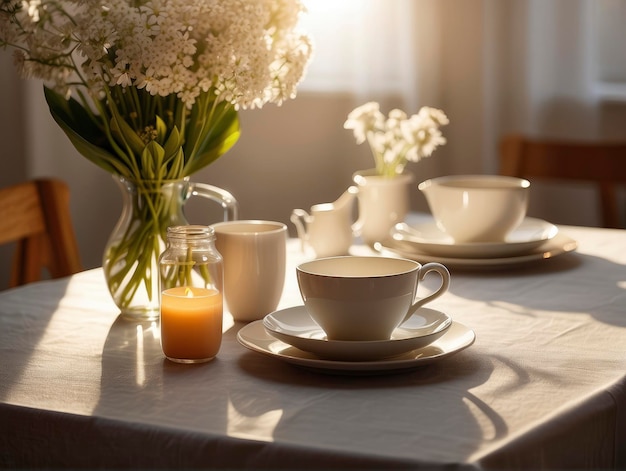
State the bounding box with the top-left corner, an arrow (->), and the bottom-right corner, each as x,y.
167,225 -> 215,238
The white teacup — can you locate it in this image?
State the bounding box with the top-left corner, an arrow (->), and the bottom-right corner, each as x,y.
418,175 -> 530,243
296,256 -> 450,341
212,220 -> 287,322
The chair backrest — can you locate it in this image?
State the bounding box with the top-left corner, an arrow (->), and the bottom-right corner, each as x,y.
0,178 -> 82,288
499,135 -> 626,228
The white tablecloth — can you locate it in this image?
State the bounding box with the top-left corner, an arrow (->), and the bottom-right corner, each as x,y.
1,224 -> 625,469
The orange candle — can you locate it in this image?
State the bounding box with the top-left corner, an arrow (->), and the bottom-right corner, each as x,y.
160,286 -> 223,363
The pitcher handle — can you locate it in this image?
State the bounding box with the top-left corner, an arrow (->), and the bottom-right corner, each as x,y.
290,209 -> 310,252
188,182 -> 239,221
349,185 -> 363,237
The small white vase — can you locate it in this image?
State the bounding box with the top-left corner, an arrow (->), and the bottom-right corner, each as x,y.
352,169 -> 414,247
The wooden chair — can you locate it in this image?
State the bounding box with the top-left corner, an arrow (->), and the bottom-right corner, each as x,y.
500,135 -> 626,228
0,178 -> 82,288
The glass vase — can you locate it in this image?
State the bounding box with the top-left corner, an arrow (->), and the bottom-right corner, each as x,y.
103,175 -> 237,321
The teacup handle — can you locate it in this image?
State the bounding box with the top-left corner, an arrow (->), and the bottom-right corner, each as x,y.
402,262 -> 451,324
188,182 -> 239,221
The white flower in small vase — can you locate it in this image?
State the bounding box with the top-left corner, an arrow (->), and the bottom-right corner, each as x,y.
344,102 -> 449,178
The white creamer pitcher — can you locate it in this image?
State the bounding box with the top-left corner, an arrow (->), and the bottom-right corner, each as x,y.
291,187 -> 357,258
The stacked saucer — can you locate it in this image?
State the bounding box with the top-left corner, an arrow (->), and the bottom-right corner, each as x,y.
237,306 -> 475,374
378,217 -> 578,269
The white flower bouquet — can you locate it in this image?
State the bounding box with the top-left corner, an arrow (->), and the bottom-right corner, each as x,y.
344,102 -> 449,178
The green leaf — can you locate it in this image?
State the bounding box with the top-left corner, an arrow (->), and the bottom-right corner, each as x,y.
141,141 -> 165,180
167,149 -> 185,179
109,101 -> 147,156
163,125 -> 183,163
183,103 -> 240,176
156,115 -> 167,143
44,87 -> 128,176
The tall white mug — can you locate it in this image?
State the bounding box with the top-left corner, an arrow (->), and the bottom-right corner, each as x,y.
211,220 -> 287,322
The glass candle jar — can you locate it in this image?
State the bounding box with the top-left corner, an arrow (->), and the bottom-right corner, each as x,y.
158,225 -> 223,363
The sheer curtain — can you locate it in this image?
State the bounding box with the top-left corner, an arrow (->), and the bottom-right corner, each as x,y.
299,0 -> 441,111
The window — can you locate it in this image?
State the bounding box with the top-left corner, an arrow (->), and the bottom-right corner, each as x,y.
591,0 -> 626,100
298,0 -> 419,101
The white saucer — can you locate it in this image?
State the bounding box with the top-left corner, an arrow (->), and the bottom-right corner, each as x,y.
377,231 -> 577,270
238,320 -> 475,374
262,306 -> 452,361
392,217 -> 559,259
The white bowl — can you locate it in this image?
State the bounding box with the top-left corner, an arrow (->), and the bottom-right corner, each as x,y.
418,175 -> 530,243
